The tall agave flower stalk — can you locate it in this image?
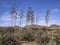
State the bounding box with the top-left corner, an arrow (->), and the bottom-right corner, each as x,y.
26,7 -> 34,25
19,9 -> 24,26
45,9 -> 50,26
10,5 -> 17,26
30,7 -> 34,25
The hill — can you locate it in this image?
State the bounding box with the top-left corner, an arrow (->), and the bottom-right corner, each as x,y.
0,24 -> 60,45
0,24 -> 60,31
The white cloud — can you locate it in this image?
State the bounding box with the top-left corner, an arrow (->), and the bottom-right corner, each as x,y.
0,22 -> 12,27
0,12 -> 12,26
0,12 -> 12,21
1,15 -> 12,21
49,19 -> 60,25
51,8 -> 60,13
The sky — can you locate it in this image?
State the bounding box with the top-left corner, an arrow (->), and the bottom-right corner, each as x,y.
0,0 -> 60,27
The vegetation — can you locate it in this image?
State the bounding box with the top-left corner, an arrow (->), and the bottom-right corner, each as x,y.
0,27 -> 60,45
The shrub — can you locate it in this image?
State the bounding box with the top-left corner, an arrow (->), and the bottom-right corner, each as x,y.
19,30 -> 35,42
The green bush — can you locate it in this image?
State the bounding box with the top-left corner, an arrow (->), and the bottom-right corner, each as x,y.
19,30 -> 35,42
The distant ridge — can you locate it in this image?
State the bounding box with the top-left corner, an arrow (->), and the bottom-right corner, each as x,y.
24,25 -> 46,29
49,24 -> 60,30
0,24 -> 60,30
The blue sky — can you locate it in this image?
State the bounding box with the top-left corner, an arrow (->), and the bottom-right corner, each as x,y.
0,0 -> 60,27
